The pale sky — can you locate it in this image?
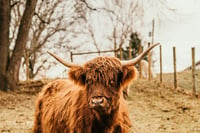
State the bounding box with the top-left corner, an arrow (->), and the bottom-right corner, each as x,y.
153,0 -> 200,72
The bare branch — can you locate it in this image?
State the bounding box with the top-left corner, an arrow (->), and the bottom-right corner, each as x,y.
33,58 -> 48,77
34,12 -> 49,24
11,1 -> 20,9
87,24 -> 100,52
80,0 -> 97,10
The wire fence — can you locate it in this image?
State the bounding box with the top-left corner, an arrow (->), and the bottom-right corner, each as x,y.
157,46 -> 200,97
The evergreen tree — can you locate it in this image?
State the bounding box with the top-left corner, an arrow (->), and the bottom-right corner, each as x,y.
118,32 -> 147,61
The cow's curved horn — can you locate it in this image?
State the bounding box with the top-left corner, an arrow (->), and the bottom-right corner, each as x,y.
121,43 -> 160,66
47,51 -> 80,68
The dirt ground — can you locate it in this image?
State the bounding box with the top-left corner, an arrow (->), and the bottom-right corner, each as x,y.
128,79 -> 200,133
0,91 -> 36,133
1,79 -> 200,133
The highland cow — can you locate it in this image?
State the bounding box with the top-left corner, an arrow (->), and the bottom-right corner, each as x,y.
34,43 -> 159,133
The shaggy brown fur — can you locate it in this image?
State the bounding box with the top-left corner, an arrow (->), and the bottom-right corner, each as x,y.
34,56 -> 136,133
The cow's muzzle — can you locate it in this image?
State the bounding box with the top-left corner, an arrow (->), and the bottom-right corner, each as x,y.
89,96 -> 110,111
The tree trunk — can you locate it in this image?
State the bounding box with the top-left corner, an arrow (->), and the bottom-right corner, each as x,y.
0,0 -> 10,91
6,0 -> 38,90
113,27 -> 117,57
114,42 -> 117,57
25,51 -> 30,81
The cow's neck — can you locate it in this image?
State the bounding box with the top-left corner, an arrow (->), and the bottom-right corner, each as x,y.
91,108 -> 118,132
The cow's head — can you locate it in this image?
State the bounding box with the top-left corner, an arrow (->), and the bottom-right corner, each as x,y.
48,43 -> 159,115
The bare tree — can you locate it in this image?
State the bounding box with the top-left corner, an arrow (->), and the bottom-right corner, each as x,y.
0,0 -> 10,91
0,0 -> 87,90
0,0 -> 37,90
76,0 -> 175,59
23,0 -> 78,80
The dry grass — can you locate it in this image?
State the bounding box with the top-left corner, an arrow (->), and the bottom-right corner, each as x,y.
127,69 -> 200,133
157,69 -> 200,95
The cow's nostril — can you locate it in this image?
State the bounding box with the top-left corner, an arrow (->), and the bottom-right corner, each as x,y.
92,99 -> 103,104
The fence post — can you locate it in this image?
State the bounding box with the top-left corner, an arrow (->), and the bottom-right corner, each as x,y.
173,47 -> 177,89
129,42 -> 132,59
139,44 -> 142,78
70,52 -> 73,62
114,42 -> 117,57
192,47 -> 196,96
159,45 -> 162,84
119,45 -> 123,60
148,42 -> 152,80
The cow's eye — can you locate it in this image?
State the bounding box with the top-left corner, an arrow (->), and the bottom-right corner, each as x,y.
86,79 -> 92,85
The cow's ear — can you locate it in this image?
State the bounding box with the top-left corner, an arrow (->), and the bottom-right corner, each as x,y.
68,66 -> 86,86
120,66 -> 137,87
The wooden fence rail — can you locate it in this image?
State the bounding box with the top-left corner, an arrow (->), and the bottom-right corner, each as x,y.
70,49 -> 119,62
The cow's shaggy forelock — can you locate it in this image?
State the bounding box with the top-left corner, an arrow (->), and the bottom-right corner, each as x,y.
84,56 -> 122,87
69,56 -> 136,88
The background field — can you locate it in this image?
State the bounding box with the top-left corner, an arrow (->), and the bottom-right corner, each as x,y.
0,70 -> 200,133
